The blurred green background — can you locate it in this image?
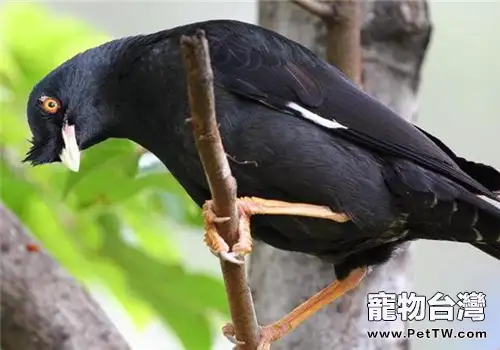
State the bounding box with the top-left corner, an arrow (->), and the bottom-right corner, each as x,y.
0,3 -> 229,350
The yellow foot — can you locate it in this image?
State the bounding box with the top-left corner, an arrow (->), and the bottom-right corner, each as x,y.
202,200 -> 252,265
203,196 -> 350,264
222,323 -> 284,350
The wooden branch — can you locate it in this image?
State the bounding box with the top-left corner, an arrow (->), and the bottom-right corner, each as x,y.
180,30 -> 259,350
325,0 -> 362,85
0,202 -> 131,350
292,0 -> 362,85
291,0 -> 334,19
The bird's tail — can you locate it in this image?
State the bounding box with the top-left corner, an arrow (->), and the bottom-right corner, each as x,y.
415,191 -> 500,248
383,160 -> 500,261
462,194 -> 500,260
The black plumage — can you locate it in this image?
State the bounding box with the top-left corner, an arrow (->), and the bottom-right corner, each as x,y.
25,20 -> 500,281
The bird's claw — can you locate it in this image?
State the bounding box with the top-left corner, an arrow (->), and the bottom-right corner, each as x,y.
222,323 -> 279,350
222,323 -> 245,346
202,200 -> 253,264
217,251 -> 245,265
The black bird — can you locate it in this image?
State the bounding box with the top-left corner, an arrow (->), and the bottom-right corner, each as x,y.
24,20 -> 500,348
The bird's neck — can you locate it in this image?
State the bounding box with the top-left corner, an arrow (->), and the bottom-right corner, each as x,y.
114,84 -> 205,185
101,48 -> 208,183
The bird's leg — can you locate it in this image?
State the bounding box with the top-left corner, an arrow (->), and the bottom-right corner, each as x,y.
202,197 -> 350,264
238,197 -> 350,222
223,267 -> 368,350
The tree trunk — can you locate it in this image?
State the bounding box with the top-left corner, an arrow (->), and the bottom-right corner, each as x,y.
0,202 -> 132,350
249,1 -> 432,349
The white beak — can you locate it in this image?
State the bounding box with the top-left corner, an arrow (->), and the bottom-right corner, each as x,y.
59,123 -> 80,172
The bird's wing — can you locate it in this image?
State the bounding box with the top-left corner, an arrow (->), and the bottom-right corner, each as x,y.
415,126 -> 500,191
206,26 -> 497,200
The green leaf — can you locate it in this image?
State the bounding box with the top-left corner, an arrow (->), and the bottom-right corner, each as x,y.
0,39 -> 22,90
0,176 -> 39,215
143,293 -> 212,350
134,172 -> 203,226
92,259 -> 156,328
0,107 -> 29,148
120,199 -> 180,263
63,139 -> 139,198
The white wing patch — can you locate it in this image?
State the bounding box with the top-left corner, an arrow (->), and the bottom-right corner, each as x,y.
286,102 -> 348,130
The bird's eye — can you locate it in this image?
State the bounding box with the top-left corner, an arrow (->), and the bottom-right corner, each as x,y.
39,96 -> 61,114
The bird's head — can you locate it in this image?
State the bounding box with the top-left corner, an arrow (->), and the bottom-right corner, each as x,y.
24,32 -> 184,172
23,51 -> 119,172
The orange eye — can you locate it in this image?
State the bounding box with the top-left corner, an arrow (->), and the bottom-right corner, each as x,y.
39,96 -> 60,114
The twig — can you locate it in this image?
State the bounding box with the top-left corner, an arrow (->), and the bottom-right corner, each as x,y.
292,0 -> 362,85
325,0 -> 362,84
180,30 -> 259,350
0,203 -> 132,350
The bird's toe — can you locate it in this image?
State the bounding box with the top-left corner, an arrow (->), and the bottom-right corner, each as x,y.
219,251 -> 245,265
222,323 -> 245,345
256,325 -> 283,350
